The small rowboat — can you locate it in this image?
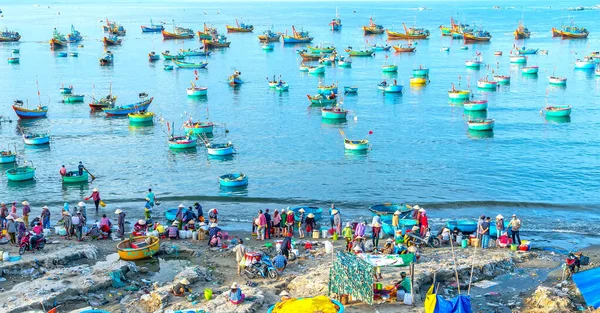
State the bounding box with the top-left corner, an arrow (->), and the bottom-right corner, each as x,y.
463,100 -> 488,111
62,171 -> 89,184
368,203 -> 413,220
148,52 -> 160,61
548,76 -> 567,85
382,219 -> 418,236
262,43 -> 274,51
291,206 -> 323,221
187,83 -> 208,96
0,151 -> 16,164
308,65 -> 325,74
448,90 -> 470,100
307,44 -> 336,54
168,136 -> 196,149
6,166 -> 36,182
392,44 -> 416,53
467,118 -> 495,131
299,64 -> 310,72
23,133 -> 50,145
372,43 -> 391,51
63,94 -> 85,103
7,57 -> 19,64
575,58 -> 595,69
319,55 -> 336,65
162,29 -> 194,39
103,96 -> 153,116
412,68 -> 429,77
219,173 -> 248,187
493,75 -> 510,84
99,51 -> 114,66
184,121 -> 214,134
337,57 -> 352,68
164,65 -> 174,71
102,36 -> 122,46
440,47 -> 450,52
162,51 -> 185,60
521,66 -> 539,74
275,82 -> 289,91
516,47 -> 538,55
344,139 -> 369,151
382,64 -> 398,73
465,59 -> 482,69
164,209 -> 178,221
382,83 -> 403,93
13,101 -> 48,119
446,220 -> 477,234
117,236 -> 160,261
345,47 -> 374,57
545,105 -> 572,117
173,60 -> 208,69
228,71 -> 243,85
180,48 -> 210,57
128,111 -> 154,123
409,77 -> 427,85
477,79 -> 498,90
344,86 -> 358,93
307,94 -> 336,106
509,55 -> 527,64
318,83 -> 338,95
206,142 -> 235,156
60,86 -> 73,94
321,107 -> 348,120
494,51 -> 503,56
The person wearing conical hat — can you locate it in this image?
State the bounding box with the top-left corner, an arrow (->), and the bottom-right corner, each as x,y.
6,215 -> 16,244
134,219 -> 147,235
332,208 -> 342,237
371,221 -> 382,251
21,201 -> 31,227
0,202 -> 7,225
227,282 -> 245,305
60,211 -> 72,240
495,214 -> 505,243
85,188 -> 101,212
392,210 -> 401,230
168,221 -> 179,240
15,217 -> 27,244
412,205 -> 421,225
172,278 -> 191,296
382,238 -> 395,254
115,209 -> 126,239
297,208 -> 306,239
41,205 -> 51,229
305,213 -> 315,235
343,222 -> 353,252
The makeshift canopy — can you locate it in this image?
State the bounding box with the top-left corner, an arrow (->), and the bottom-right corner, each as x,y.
573,267 -> 600,309
357,253 -> 415,267
329,252 -> 375,305
425,283 -> 472,313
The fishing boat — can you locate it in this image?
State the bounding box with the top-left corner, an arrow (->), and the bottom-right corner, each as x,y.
60,85 -> 73,94
66,25 -> 83,42
89,92 -> 117,111
226,19 -> 254,33
548,76 -> 567,85
164,209 -> 178,221
63,94 -> 85,103
368,203 -> 413,220
516,47 -> 538,55
382,219 -> 418,236
282,26 -> 313,43
330,8 -> 342,31
319,54 -> 336,65
386,23 -> 430,40
13,100 -> 48,119
117,236 -> 159,261
551,27 -> 561,37
344,139 -> 369,151
300,52 -> 322,61
337,56 -> 352,67
450,17 -> 473,39
168,135 -> 196,149
161,51 -> 185,60
409,77 -> 427,85
392,44 -> 416,53
23,133 -> 50,145
49,29 -> 67,49
62,171 -> 89,184
103,94 -> 153,116
148,52 -> 159,61
197,23 -> 218,40
362,17 -> 384,35
141,19 -> 164,33
206,142 -> 235,156
559,24 -> 589,39
521,66 -> 539,74
372,43 -> 391,51
187,82 -> 208,96
99,51 -> 114,66
0,28 -> 21,42
446,220 -> 478,234
103,35 -> 122,46
258,29 -> 281,42
509,55 -> 527,64
575,57 -> 595,69
321,106 -> 348,120
465,57 -> 482,69
219,173 -> 248,187
202,34 -> 231,48
493,75 -> 511,84
412,67 -> 429,77
291,206 -> 323,221
183,120 -> 214,134
6,166 -> 36,182
439,25 -> 452,36
275,81 -> 289,91
448,89 -> 471,101
467,118 -> 495,131
7,56 -> 19,64
180,48 -> 210,57
345,46 -> 374,56
308,65 -> 325,74
477,77 -> 498,90
463,29 -> 492,42
173,60 -> 208,69
308,43 -> 336,54
128,111 -> 154,123
544,105 -> 572,117
344,86 -> 358,93
307,94 -> 336,106
382,64 -> 398,73
317,83 -> 338,95
463,100 -> 488,111
162,23 -> 194,39
514,22 -> 531,39
262,43 -> 274,51
0,151 -> 16,164
380,80 -> 403,93
228,70 -> 243,85
299,63 -> 310,72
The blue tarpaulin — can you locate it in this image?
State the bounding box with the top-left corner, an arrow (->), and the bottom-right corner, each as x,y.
425,283 -> 472,313
573,267 -> 600,309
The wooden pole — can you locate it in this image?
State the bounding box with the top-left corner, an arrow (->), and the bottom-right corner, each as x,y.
449,234 -> 461,294
410,262 -> 415,305
467,236 -> 478,295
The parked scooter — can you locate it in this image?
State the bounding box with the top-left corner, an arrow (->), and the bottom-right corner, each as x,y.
19,231 -> 46,255
244,254 -> 279,280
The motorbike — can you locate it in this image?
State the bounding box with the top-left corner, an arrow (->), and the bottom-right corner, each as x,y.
244,254 -> 279,280
19,232 -> 47,255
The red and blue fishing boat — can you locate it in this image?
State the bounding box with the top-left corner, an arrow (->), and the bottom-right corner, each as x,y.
12,100 -> 48,119
0,28 -> 21,42
66,25 -> 82,43
283,26 -> 313,43
228,70 -> 243,86
103,35 -> 122,46
49,28 -> 67,49
330,8 -> 342,31
102,93 -> 153,116
141,19 -> 164,33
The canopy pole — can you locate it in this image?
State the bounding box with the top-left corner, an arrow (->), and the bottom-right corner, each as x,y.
467,239 -> 478,295
449,235 -> 461,294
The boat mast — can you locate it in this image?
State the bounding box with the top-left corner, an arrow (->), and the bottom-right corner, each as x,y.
36,80 -> 41,107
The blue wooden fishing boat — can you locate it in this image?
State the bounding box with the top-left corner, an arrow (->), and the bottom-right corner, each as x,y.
164,208 -> 178,221
321,106 -> 347,120
219,173 -> 248,187
12,100 -> 48,119
344,86 -> 358,93
516,47 -> 538,55
369,203 -> 413,220
0,151 -> 16,164
206,142 -> 235,156
148,52 -> 160,61
291,206 -> 323,222
103,94 -> 153,116
60,86 -> 73,94
6,166 -> 35,182
372,43 -> 391,51
66,25 -> 83,43
141,19 -> 164,33
99,51 -> 114,66
23,133 -> 50,145
378,80 -> 403,93
282,26 -> 313,43
493,75 -> 510,84
173,60 -> 208,69
330,8 -> 342,31
307,94 -> 336,106
180,48 -> 211,57
381,219 -> 418,236
228,71 -> 243,86
168,135 -> 196,149
446,220 -> 478,234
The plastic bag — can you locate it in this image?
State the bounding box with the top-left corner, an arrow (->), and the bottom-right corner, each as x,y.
100,201 -> 106,207
239,256 -> 246,266
204,288 -> 212,300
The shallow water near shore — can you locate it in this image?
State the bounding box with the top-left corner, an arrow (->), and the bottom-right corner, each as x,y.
1,0 -> 600,248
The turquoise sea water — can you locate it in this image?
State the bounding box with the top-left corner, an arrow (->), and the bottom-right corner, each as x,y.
0,0 -> 599,247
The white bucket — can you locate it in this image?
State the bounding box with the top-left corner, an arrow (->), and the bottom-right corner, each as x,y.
178,230 -> 185,238
324,241 -> 333,254
2,252 -> 9,261
321,229 -> 328,239
192,231 -> 198,240
276,243 -> 281,252
43,229 -> 51,237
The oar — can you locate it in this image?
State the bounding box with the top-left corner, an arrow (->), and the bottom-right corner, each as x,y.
83,166 -> 96,181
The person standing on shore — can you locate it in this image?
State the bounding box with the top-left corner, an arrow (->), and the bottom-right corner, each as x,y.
264,209 -> 272,239
115,209 -> 125,239
280,209 -> 287,236
419,209 -> 428,236
412,205 -> 422,227
297,208 -> 305,238
272,210 -> 281,237
85,188 -> 101,212
305,213 -> 315,236
343,222 -> 353,251
146,188 -> 155,207
480,217 -> 490,249
0,202 -> 8,227
233,239 -> 247,276
372,221 -> 381,251
355,221 -> 366,238
175,204 -> 184,229
495,214 -> 504,244
508,214 -> 522,245
21,201 -> 30,226
6,216 -> 16,244
257,210 -> 267,240
75,211 -> 85,241
285,208 -> 295,237
10,202 -> 17,217
78,202 -> 87,220
392,210 -> 400,230
332,208 -> 342,236
41,205 -> 51,229
208,208 -> 218,223
477,215 -> 485,240
194,203 -> 203,222
329,204 -> 336,229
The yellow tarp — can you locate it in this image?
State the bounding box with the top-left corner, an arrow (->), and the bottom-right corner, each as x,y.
272,296 -> 339,313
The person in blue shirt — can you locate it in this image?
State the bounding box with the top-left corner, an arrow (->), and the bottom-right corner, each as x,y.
273,253 -> 288,273
227,283 -> 245,305
194,203 -> 203,221
146,189 -> 155,207
78,161 -> 85,176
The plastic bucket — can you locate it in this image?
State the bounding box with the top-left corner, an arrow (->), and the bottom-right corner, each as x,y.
470,238 -> 480,247
461,239 -> 468,248
324,241 -> 333,254
312,230 -> 320,239
332,232 -> 339,241
321,229 -> 328,239
510,244 -> 518,251
204,288 -> 212,300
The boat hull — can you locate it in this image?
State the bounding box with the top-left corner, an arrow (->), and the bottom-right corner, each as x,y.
382,65 -> 398,73
545,106 -> 572,117
187,88 -> 208,96
446,220 -> 478,234
117,236 -> 160,261
477,82 -> 498,90
13,105 -> 48,119
128,112 -> 154,123
185,124 -> 213,134
62,171 -> 89,183
226,25 -> 254,33
344,86 -> 358,93
169,140 -> 196,149
386,30 -> 429,40
509,56 -> 527,64
219,174 -> 248,187
173,60 -> 208,69
521,67 -> 539,74
383,85 -> 403,93
63,95 -> 85,103
448,91 -> 470,100
0,154 -> 16,164
24,136 -> 50,145
6,167 -> 36,181
344,140 -> 369,150
207,144 -> 234,156
463,101 -> 488,111
291,206 -> 323,222
103,98 -> 153,116
321,109 -> 347,120
493,76 -> 511,84
548,77 -> 567,85
162,30 -> 194,40
467,120 -> 495,131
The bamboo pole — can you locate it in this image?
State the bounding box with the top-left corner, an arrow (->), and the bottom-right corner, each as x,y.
410,262 -> 415,305
449,234 -> 461,294
467,236 -> 478,295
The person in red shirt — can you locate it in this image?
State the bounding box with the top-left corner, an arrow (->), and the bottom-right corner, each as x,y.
59,165 -> 67,176
419,209 -> 429,236
85,188 -> 101,212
